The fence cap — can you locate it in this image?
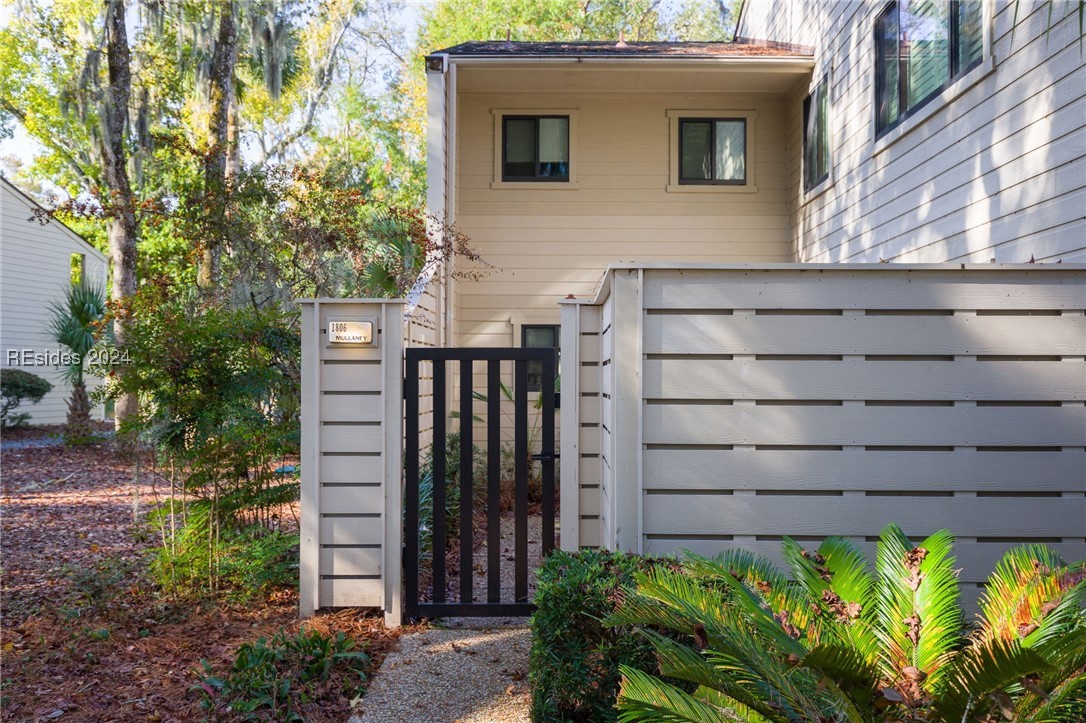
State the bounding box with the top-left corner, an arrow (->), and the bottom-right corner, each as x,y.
296,298 -> 408,305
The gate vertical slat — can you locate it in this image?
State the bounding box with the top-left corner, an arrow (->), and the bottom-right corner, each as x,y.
459,359 -> 474,604
432,360 -> 447,604
487,360 -> 501,603
514,359 -> 529,603
541,351 -> 556,554
403,348 -> 555,619
404,353 -> 420,618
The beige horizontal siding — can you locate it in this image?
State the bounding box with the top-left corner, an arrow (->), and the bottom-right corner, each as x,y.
453,83 -> 795,344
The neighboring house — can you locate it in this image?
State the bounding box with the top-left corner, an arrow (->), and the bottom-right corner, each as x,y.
423,0 -> 1084,353
0,176 -> 109,425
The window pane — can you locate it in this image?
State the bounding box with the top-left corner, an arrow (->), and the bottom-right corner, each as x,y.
524,326 -> 557,348
902,0 -> 949,107
956,0 -> 983,72
875,4 -> 901,132
504,118 -> 535,178
538,117 -> 568,178
680,121 -> 711,180
804,79 -> 829,190
714,120 -> 745,182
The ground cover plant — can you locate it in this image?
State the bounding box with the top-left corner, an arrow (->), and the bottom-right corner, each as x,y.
610,524 -> 1086,722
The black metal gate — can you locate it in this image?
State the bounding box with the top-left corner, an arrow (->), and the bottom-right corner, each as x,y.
404,348 -> 556,619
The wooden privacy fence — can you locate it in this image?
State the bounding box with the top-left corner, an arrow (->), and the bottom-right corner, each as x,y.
560,264 -> 1086,607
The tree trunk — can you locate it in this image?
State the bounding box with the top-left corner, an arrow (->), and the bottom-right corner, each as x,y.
198,0 -> 238,288
100,0 -> 139,430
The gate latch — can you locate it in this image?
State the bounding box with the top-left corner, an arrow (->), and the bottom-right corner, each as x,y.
531,453 -> 559,461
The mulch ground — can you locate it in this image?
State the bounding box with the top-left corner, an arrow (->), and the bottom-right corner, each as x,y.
0,436 -> 409,722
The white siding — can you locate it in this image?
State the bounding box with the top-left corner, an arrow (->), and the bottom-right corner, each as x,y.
739,0 -> 1086,263
0,179 -> 109,425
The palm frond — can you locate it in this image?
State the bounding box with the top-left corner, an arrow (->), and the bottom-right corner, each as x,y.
874,524 -> 962,691
977,544 -> 1077,645
802,642 -> 880,715
616,666 -> 747,723
934,636 -> 1053,722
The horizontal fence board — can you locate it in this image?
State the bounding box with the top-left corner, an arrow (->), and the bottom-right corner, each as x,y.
319,455 -> 384,484
644,314 -> 1084,356
580,518 -> 601,548
641,539 -> 1086,586
579,396 -> 601,424
320,424 -> 384,454
581,431 -> 601,456
320,393 -> 383,422
643,359 -> 1085,401
580,487 -> 601,516
580,308 -> 602,333
642,269 -> 1086,310
319,547 -> 381,577
320,485 -> 383,515
321,362 -> 383,391
319,578 -> 382,607
579,457 -> 601,485
580,335 -> 601,362
643,449 -> 1086,491
580,367 -> 601,394
643,495 -> 1086,538
319,516 -> 383,546
643,405 -> 1086,446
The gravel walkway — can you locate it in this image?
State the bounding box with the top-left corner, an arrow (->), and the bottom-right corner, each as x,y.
349,626 -> 530,723
350,515 -> 553,722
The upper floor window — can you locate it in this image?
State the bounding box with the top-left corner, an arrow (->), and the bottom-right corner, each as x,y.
502,116 -> 569,182
678,118 -> 746,185
803,77 -> 830,191
874,0 -> 984,137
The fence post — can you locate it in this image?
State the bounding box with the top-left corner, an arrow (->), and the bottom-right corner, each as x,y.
300,301 -> 321,618
609,269 -> 643,553
298,299 -> 405,625
559,299 -> 581,551
382,302 -> 404,628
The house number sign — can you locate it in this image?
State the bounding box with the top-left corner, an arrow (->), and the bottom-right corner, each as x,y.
327,317 -> 378,347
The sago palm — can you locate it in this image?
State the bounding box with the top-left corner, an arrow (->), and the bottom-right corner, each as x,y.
48,281 -> 107,444
610,523 -> 1086,722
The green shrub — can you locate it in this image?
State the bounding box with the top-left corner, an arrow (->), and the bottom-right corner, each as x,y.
529,549 -> 675,722
196,627 -> 368,720
0,368 -> 52,428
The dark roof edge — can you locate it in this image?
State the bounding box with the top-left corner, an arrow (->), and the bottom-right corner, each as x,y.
426,38 -> 814,59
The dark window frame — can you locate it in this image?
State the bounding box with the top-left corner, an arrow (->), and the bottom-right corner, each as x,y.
803,76 -> 830,192
521,324 -> 559,392
501,115 -> 570,182
677,117 -> 748,186
874,0 -> 985,138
